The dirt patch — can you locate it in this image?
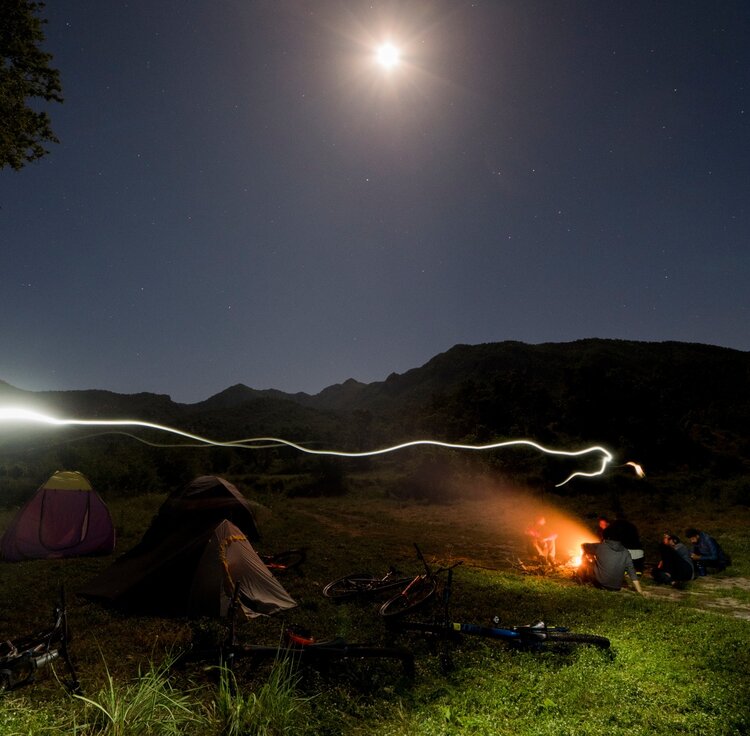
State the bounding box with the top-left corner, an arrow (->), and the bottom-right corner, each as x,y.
642,576 -> 750,620
295,508 -> 371,537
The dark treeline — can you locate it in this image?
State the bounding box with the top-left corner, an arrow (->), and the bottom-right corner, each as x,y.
1,339 -> 748,504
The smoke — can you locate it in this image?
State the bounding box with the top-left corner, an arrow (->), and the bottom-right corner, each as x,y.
456,474 -> 600,563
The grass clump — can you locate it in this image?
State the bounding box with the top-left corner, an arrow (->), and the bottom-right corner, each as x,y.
74,657 -> 204,735
211,657 -> 309,736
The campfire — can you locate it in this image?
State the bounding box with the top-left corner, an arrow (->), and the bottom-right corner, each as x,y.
521,512 -> 599,575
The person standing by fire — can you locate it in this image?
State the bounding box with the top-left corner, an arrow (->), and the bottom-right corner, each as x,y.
580,526 -> 643,594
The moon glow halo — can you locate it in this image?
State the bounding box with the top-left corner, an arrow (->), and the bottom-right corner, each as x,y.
375,42 -> 401,69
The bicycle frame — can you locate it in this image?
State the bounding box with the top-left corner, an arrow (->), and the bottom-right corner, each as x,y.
400,618 -> 585,645
0,589 -> 81,693
237,629 -> 415,677
378,544 -> 463,618
396,569 -> 610,650
176,584 -> 414,678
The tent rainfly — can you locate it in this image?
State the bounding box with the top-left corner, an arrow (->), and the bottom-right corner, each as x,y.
139,475 -> 261,545
79,518 -> 296,618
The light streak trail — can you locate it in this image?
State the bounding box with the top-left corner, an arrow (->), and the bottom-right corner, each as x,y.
625,460 -> 646,478
0,406 -> 613,486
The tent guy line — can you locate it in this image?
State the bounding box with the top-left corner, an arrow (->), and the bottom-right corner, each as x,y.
0,406 -> 613,487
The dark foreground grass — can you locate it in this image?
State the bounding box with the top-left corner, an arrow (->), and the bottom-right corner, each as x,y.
1,484 -> 749,735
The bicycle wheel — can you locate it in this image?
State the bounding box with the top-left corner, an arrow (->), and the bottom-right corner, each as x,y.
323,573 -> 377,600
265,549 -> 306,573
543,631 -> 611,649
379,577 -> 437,618
324,573 -> 414,600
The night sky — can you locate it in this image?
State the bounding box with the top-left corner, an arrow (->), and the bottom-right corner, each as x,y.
2,1 -> 748,403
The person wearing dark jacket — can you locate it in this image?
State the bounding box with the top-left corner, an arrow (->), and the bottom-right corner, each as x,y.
652,534 -> 694,587
597,515 -> 645,573
580,527 -> 643,594
685,528 -> 730,576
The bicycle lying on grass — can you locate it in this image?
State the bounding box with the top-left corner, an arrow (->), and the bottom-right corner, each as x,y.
378,544 -> 463,619
323,544 -> 461,617
0,588 -> 80,693
395,568 -> 611,652
234,627 -> 414,677
175,585 -> 414,680
323,568 -> 413,601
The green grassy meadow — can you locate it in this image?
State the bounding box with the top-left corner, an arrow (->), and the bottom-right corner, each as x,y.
1,476 -> 749,735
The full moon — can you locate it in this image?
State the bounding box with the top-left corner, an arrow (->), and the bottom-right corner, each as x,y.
375,42 -> 400,69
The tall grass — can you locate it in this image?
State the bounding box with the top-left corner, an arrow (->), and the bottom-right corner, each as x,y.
1,655 -> 309,736
73,657 -> 204,736
211,657 -> 309,736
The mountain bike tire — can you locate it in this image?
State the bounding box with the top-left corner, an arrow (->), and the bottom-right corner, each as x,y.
541,631 -> 611,649
323,573 -> 376,599
323,574 -> 412,600
378,577 -> 437,618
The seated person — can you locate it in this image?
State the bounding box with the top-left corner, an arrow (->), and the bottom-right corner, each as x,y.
652,533 -> 694,586
579,527 -> 643,594
685,528 -> 731,575
598,515 -> 645,573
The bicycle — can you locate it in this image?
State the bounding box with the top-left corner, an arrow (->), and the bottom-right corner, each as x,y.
174,585 -> 414,680
378,544 -> 463,619
323,568 -> 413,601
259,547 -> 307,574
239,627 -> 414,677
0,588 -> 81,693
396,568 -> 611,652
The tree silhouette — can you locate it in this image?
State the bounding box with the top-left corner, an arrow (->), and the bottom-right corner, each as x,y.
1,1 -> 63,170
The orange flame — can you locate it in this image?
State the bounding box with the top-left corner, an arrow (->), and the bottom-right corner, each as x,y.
524,513 -> 599,567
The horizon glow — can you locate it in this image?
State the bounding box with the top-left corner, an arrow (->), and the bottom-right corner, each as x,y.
0,406 -> 613,486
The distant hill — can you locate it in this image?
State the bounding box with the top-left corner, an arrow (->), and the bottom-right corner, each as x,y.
1,339 -> 749,488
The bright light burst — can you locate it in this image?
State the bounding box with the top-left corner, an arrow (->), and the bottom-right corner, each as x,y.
0,406 -> 613,487
375,41 -> 400,69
